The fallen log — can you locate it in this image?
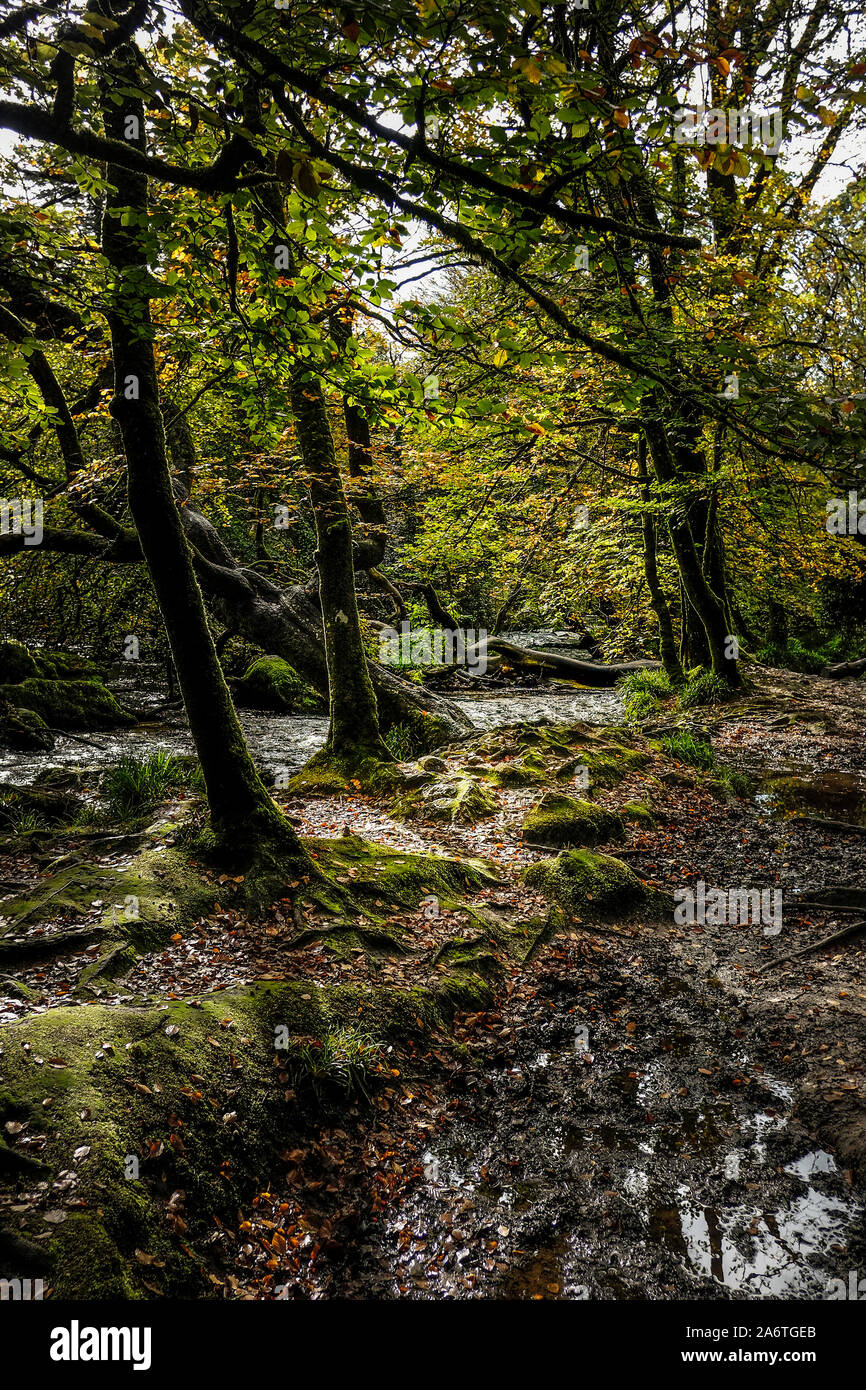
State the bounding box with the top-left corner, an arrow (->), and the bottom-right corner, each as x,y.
470,639 -> 660,688
822,657 -> 866,679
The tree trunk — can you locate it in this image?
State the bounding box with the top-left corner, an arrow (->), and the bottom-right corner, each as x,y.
177,488 -> 471,747
641,400 -> 739,686
638,439 -> 684,684
471,639 -> 659,686
100,59 -> 305,868
290,371 -> 391,763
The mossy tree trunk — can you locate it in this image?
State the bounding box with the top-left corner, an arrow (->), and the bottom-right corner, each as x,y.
99,55 -> 308,867
290,371 -> 392,763
638,439 -> 684,684
641,398 -> 739,687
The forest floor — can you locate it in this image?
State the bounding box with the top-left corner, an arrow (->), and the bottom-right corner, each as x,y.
0,667 -> 864,1300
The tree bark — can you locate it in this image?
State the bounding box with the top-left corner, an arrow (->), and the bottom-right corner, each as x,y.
290,371 -> 391,762
99,54 -> 306,866
472,639 -> 659,686
638,438 -> 684,684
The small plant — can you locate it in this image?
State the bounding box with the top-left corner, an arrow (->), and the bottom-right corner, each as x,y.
383,721 -> 415,761
719,767 -> 754,799
678,671 -> 731,709
104,750 -> 191,819
620,668 -> 673,722
660,728 -> 716,771
287,1026 -> 383,1100
0,802 -> 44,834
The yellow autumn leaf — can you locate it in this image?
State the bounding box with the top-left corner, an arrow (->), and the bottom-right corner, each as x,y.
493,348 -> 508,367
515,57 -> 543,84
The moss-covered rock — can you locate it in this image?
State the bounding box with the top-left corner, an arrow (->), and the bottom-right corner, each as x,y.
0,698 -> 55,751
391,775 -> 497,824
0,640 -> 39,683
484,755 -> 548,788
286,749 -> 403,798
522,848 -> 650,916
233,655 -> 324,714
522,791 -> 624,847
621,800 -> 656,826
0,678 -> 134,731
0,641 -> 97,684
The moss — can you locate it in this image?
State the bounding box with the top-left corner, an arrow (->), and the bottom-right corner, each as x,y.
522,792 -> 624,847
484,757 -> 548,788
435,973 -> 495,1011
50,1214 -> 140,1300
0,678 -> 134,731
0,846 -> 219,981
309,834 -> 501,909
0,976 -> 38,1001
0,699 -> 55,751
621,800 -> 656,826
522,848 -> 650,916
233,655 -> 324,714
391,774 -> 498,824
0,640 -> 39,682
0,974 -> 480,1296
0,642 -> 99,684
432,937 -> 503,978
287,749 -> 403,798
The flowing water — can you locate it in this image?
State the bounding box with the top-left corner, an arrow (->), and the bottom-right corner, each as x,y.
0,664 -> 624,787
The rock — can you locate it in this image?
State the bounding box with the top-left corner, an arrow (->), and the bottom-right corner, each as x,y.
0,640 -> 39,683
417,755 -> 447,772
0,699 -> 55,751
522,848 -> 649,915
0,784 -> 84,826
32,766 -> 102,793
392,775 -> 498,824
233,656 -> 324,714
522,792 -> 624,847
0,679 -> 134,731
0,641 -> 97,684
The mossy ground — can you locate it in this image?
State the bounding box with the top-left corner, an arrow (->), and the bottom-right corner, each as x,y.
0,712 -> 675,1297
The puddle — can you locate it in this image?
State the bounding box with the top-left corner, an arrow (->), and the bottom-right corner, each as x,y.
757,771 -> 866,824
389,1016 -> 863,1302
652,1182 -> 858,1297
